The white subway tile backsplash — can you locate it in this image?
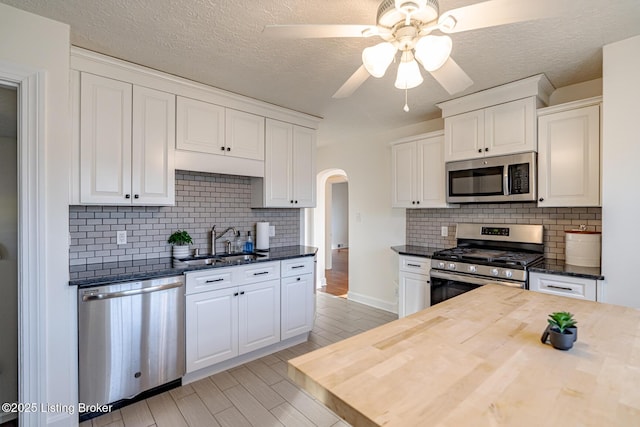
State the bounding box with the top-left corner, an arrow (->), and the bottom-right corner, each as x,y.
69,170 -> 300,265
406,203 -> 601,260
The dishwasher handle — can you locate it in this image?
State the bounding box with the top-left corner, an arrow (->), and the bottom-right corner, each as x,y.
82,281 -> 184,302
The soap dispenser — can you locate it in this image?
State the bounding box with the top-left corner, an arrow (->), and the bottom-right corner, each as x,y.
234,231 -> 243,253
243,231 -> 253,253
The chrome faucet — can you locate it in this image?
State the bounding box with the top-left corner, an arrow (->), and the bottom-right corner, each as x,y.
211,225 -> 237,255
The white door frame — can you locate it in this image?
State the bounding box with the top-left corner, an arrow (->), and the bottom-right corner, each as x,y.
0,60 -> 47,427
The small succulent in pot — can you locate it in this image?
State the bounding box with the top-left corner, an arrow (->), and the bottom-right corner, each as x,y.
546,311 -> 577,350
168,230 -> 193,258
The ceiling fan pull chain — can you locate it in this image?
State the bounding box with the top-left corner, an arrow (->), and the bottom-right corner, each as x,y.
403,87 -> 410,112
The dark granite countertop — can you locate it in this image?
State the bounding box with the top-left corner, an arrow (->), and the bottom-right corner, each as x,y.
529,259 -> 604,281
391,245 -> 443,258
69,245 -> 317,287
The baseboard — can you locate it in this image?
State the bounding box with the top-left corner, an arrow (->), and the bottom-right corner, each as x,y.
347,291 -> 397,314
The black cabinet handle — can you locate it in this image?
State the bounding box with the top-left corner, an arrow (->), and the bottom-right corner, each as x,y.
478,149 -> 482,153
253,271 -> 269,276
220,146 -> 225,151
547,285 -> 573,292
297,277 -> 301,281
206,278 -> 224,283
485,147 -> 489,152
233,292 -> 239,296
240,291 -> 245,295
125,194 -> 131,199
412,201 -> 415,205
294,200 -> 298,204
290,200 -> 294,204
227,147 -> 231,151
416,201 -> 420,204
134,194 -> 139,199
539,198 -> 544,202
292,265 -> 304,269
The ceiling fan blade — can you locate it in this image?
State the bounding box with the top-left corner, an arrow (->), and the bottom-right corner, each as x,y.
333,65 -> 371,98
429,57 -> 473,95
263,24 -> 380,38
439,0 -> 571,34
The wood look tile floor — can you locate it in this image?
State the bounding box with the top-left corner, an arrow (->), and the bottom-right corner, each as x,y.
82,292 -> 397,427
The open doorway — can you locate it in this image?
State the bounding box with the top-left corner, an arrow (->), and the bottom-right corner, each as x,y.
312,169 -> 349,298
0,84 -> 18,427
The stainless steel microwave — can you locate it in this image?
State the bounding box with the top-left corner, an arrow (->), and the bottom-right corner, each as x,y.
446,152 -> 537,203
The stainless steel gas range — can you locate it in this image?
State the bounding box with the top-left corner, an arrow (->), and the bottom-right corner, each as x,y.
430,223 -> 544,305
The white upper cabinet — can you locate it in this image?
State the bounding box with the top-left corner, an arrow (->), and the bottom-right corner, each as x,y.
252,118 -> 316,208
176,97 -> 265,161
176,96 -> 225,154
537,99 -> 601,207
391,132 -> 452,208
445,97 -> 536,162
225,108 -> 265,161
79,73 -> 175,205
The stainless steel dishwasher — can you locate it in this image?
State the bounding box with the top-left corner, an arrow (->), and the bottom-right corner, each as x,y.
78,275 -> 185,406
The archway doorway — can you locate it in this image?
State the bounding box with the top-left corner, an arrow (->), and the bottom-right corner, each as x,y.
311,169 -> 349,298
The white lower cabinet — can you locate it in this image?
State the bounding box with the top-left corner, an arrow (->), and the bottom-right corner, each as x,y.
281,257 -> 315,340
398,256 -> 431,317
185,257 -> 315,376
529,272 -> 598,301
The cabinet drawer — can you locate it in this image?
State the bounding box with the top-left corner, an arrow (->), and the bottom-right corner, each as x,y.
399,256 -> 431,275
237,261 -> 280,285
281,257 -> 314,278
185,268 -> 234,294
529,273 -> 597,301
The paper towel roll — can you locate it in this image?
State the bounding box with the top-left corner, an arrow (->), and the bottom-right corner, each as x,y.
256,222 -> 270,250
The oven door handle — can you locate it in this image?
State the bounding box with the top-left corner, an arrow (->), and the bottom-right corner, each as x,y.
430,270 -> 523,289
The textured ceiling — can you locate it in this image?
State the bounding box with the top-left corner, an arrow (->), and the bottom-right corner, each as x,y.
2,0 -> 640,146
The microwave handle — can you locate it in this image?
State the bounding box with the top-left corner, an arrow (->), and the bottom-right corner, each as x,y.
503,171 -> 510,196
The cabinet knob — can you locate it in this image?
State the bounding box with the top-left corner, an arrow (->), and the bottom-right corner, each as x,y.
478,149 -> 482,153
416,201 -> 420,205
134,194 -> 139,199
125,194 -> 131,199
485,147 -> 489,152
539,198 -> 544,202
294,200 -> 298,204
240,291 -> 245,295
297,277 -> 301,281
290,200 -> 294,204
233,292 -> 239,296
412,201 -> 416,205
220,146 -> 225,151
227,147 -> 231,151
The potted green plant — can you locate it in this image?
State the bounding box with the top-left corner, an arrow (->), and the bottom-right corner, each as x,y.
168,230 -> 193,259
543,311 -> 577,350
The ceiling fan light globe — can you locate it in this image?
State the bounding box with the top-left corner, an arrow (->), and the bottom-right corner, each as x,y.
362,42 -> 397,78
394,53 -> 423,89
414,35 -> 452,71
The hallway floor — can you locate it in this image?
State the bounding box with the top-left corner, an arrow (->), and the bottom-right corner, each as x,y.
81,291 -> 397,427
320,249 -> 348,298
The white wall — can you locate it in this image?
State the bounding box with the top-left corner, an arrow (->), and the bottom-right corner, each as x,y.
0,4 -> 73,426
601,35 -> 640,308
331,182 -> 348,249
316,118 -> 443,311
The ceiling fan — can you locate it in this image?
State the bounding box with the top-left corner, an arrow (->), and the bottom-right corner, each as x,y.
263,0 -> 568,110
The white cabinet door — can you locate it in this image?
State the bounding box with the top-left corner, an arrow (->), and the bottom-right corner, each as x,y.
176,96 -> 225,154
292,125 -> 317,207
80,73 -> 132,204
444,109 -> 485,162
529,272 -> 597,301
131,86 -> 175,205
281,273 -> 315,340
238,280 -> 281,355
259,119 -> 317,208
264,119 -> 293,207
484,97 -> 536,157
185,287 -> 239,373
391,142 -> 416,208
537,104 -> 600,207
416,135 -> 448,208
225,108 -> 265,161
399,271 -> 429,318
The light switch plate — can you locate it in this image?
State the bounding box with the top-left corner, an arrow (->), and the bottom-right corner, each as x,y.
116,230 -> 127,245
441,226 -> 448,237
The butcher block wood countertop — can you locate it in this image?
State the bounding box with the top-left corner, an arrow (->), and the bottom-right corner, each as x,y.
288,285 -> 640,426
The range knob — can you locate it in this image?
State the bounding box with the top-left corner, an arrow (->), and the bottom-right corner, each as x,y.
448,263 -> 456,270
468,265 -> 477,273
504,270 -> 513,278
491,268 -> 500,276
438,262 -> 445,269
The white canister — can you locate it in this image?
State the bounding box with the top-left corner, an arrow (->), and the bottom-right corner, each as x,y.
565,230 -> 601,267
256,222 -> 270,250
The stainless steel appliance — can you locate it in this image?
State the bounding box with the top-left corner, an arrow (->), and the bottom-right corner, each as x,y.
446,152 -> 536,203
430,223 -> 544,305
78,276 -> 185,407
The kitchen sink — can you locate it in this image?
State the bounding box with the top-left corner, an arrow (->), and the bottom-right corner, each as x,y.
173,253 -> 266,267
